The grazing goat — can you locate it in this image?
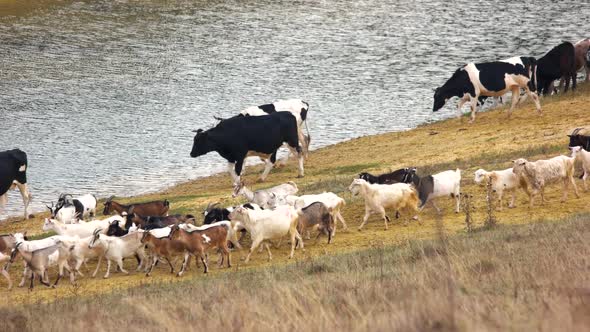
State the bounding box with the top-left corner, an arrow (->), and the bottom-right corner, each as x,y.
42,215 -> 124,238
46,202 -> 79,224
228,206 -> 302,263
358,167 -> 418,185
297,202 -> 334,244
268,192 -> 347,234
474,168 -> 528,210
512,156 -> 579,206
88,229 -> 147,278
168,222 -> 231,275
55,193 -> 97,220
10,241 -> 75,289
348,179 -> 419,230
569,146 -> 590,191
141,229 -> 189,277
415,169 -> 462,213
232,181 -> 298,208
103,196 -> 169,217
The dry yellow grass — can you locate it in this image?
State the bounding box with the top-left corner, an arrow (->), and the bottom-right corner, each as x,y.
1,85 -> 589,309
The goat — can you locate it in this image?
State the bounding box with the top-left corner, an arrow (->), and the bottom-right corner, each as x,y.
141,228 -> 189,277
228,206 -> 302,263
88,229 -> 147,278
42,215 -> 124,238
124,213 -> 192,230
55,193 -> 97,220
103,196 -> 170,217
414,169 -> 462,213
474,168 -> 529,210
348,179 -> 420,230
358,167 -> 418,185
0,252 -> 12,289
297,202 -> 334,244
10,240 -> 75,289
168,222 -> 231,275
267,192 -> 347,234
512,156 -> 579,206
570,146 -> 590,191
202,202 -> 262,225
232,181 -> 298,209
46,202 -> 79,224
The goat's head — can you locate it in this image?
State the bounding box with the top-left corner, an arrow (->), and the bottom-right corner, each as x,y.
512,159 -> 528,175
9,242 -> 22,263
232,181 -> 245,198
88,228 -> 102,249
348,178 -> 365,196
42,218 -> 56,232
203,202 -> 221,216
473,169 -> 489,185
168,224 -> 181,240
102,196 -> 115,215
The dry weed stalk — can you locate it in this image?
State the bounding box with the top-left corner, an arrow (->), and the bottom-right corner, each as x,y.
484,178 -> 497,228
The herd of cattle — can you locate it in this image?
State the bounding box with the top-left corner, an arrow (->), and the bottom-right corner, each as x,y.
0,38 -> 589,290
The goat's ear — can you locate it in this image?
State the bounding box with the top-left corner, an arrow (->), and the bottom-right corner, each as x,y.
567,135 -> 571,137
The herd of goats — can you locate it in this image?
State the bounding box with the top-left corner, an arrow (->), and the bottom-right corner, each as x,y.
1,39 -> 590,291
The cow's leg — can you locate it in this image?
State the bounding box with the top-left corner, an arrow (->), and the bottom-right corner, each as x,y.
457,94 -> 469,118
563,75 -> 570,93
259,154 -> 276,182
524,87 -> 542,114
233,158 -> 245,185
507,87 -> 520,118
571,72 -> 577,91
468,95 -> 478,123
14,183 -> 31,219
227,162 -> 239,184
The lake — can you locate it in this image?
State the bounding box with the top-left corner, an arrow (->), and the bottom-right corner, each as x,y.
1,0 -> 588,217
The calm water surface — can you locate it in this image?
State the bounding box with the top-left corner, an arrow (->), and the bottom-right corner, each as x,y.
1,0 -> 588,217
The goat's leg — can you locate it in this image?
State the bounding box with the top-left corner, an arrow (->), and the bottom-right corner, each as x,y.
583,167 -> 588,191
177,254 -> 189,277
265,243 -> 273,261
358,207 -> 373,231
431,200 -> 441,213
1,268 -> 12,290
146,256 -> 158,277
39,272 -> 51,287
104,260 -> 112,279
165,257 -> 175,274
199,252 -> 208,273
117,258 -> 129,275
508,191 -> 516,208
336,210 -> 347,231
19,266 -> 28,287
91,256 -> 103,278
570,175 -> 580,198
378,207 -> 389,230
245,237 -> 263,263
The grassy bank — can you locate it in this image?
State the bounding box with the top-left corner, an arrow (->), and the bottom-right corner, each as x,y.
1,214 -> 589,332
1,84 -> 590,312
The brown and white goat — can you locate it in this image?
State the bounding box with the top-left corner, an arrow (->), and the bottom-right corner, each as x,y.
168,222 -> 231,275
10,241 -> 75,290
141,230 -> 189,277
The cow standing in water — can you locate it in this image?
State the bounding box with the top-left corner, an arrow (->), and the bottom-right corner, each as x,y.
433,57 -> 541,123
0,149 -> 32,219
190,111 -> 304,185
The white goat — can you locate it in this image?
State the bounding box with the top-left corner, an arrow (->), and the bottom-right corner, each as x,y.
42,215 -> 124,238
68,235 -> 105,278
512,156 -> 579,206
228,206 -> 302,262
88,229 -> 147,278
474,168 -> 528,209
418,169 -> 462,213
268,192 -> 347,234
232,181 -> 298,209
348,179 -> 420,230
570,146 -> 590,191
11,237 -> 76,288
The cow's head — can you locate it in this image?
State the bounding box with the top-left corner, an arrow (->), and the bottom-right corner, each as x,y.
432,87 -> 447,112
190,129 -> 211,158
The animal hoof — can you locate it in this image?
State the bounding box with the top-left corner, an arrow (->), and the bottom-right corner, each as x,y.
297,175 -> 304,178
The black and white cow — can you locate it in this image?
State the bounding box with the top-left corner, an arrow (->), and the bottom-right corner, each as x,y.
239,99 -> 311,159
433,57 -> 541,122
537,42 -> 577,96
190,111 -> 304,185
0,149 -> 31,219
